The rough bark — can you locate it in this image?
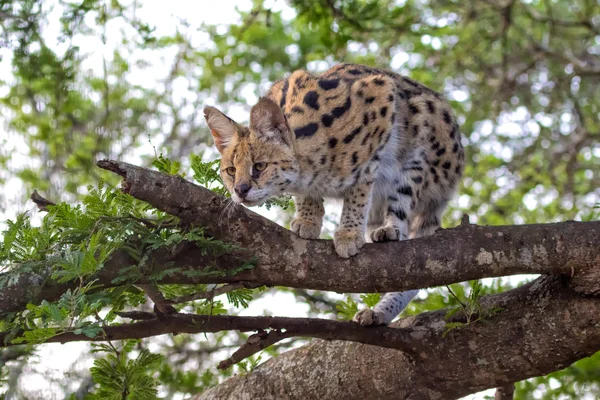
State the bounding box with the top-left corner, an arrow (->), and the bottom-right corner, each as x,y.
197,276 -> 600,400
1,160 -> 598,315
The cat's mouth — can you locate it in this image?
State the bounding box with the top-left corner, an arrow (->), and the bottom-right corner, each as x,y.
241,199 -> 266,207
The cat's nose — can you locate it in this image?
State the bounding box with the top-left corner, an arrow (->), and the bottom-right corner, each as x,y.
235,183 -> 251,198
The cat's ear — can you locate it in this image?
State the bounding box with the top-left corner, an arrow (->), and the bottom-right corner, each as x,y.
249,97 -> 293,146
203,106 -> 239,153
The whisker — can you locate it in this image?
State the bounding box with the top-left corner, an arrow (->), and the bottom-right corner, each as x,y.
218,198 -> 233,228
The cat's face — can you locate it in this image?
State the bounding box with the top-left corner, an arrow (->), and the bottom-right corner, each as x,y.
203,98 -> 299,206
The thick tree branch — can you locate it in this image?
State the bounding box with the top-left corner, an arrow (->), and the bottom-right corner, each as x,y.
1,160 -> 599,316
196,276 -> 600,400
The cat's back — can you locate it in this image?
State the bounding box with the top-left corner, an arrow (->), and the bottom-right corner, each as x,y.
266,64 -> 400,194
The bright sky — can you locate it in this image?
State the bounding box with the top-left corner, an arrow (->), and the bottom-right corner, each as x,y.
0,0 -> 544,398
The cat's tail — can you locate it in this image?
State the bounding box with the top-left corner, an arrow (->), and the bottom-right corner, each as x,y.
374,290 -> 420,324
353,289 -> 419,326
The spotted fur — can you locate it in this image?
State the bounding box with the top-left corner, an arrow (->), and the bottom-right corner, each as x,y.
204,63 -> 465,326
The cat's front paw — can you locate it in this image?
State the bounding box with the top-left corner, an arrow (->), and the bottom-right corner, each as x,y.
333,228 -> 365,258
353,308 -> 386,326
290,218 -> 322,239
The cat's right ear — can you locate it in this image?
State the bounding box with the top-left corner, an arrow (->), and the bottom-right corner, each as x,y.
203,107 -> 238,153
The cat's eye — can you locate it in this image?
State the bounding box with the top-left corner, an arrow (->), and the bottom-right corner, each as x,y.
254,162 -> 267,171
225,167 -> 236,176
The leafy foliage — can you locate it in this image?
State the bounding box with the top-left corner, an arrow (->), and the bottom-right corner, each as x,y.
90,341 -> 162,399
442,280 -> 504,338
335,296 -> 359,321
0,155 -> 263,397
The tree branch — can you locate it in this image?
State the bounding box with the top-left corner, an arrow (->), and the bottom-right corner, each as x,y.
0,313 -> 421,358
196,276 -> 600,400
1,160 -> 598,316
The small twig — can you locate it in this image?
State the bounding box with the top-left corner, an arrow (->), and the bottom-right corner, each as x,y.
30,190 -> 56,212
115,311 -> 156,320
495,383 -> 515,400
217,329 -> 289,370
446,285 -> 468,310
136,284 -> 177,314
460,214 -> 471,226
171,282 -> 263,304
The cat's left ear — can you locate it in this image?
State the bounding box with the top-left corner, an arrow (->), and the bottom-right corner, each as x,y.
249,97 -> 294,147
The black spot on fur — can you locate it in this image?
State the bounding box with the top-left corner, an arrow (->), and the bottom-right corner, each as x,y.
431,141 -> 440,150
443,110 -> 452,124
322,114 -> 334,127
450,125 -> 458,138
453,142 -> 459,153
365,97 -> 375,104
388,94 -> 394,102
352,152 -> 359,164
363,113 -> 369,126
403,77 -> 418,87
332,97 -> 351,118
427,100 -> 435,114
412,125 -> 420,137
294,123 -> 319,139
442,161 -> 451,170
405,89 -> 423,98
380,107 -> 388,117
409,103 -> 419,114
436,147 -> 446,156
433,159 -> 440,166
348,69 -> 363,75
329,138 -> 338,148
280,79 -> 289,108
318,78 -> 340,90
356,89 -> 364,98
412,176 -> 423,184
388,207 -> 407,220
291,106 -> 304,114
398,186 -> 413,196
343,126 -> 362,144
397,91 -> 406,99
303,91 -> 320,110
320,155 -> 327,165
455,165 -> 462,174
374,78 -> 386,86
